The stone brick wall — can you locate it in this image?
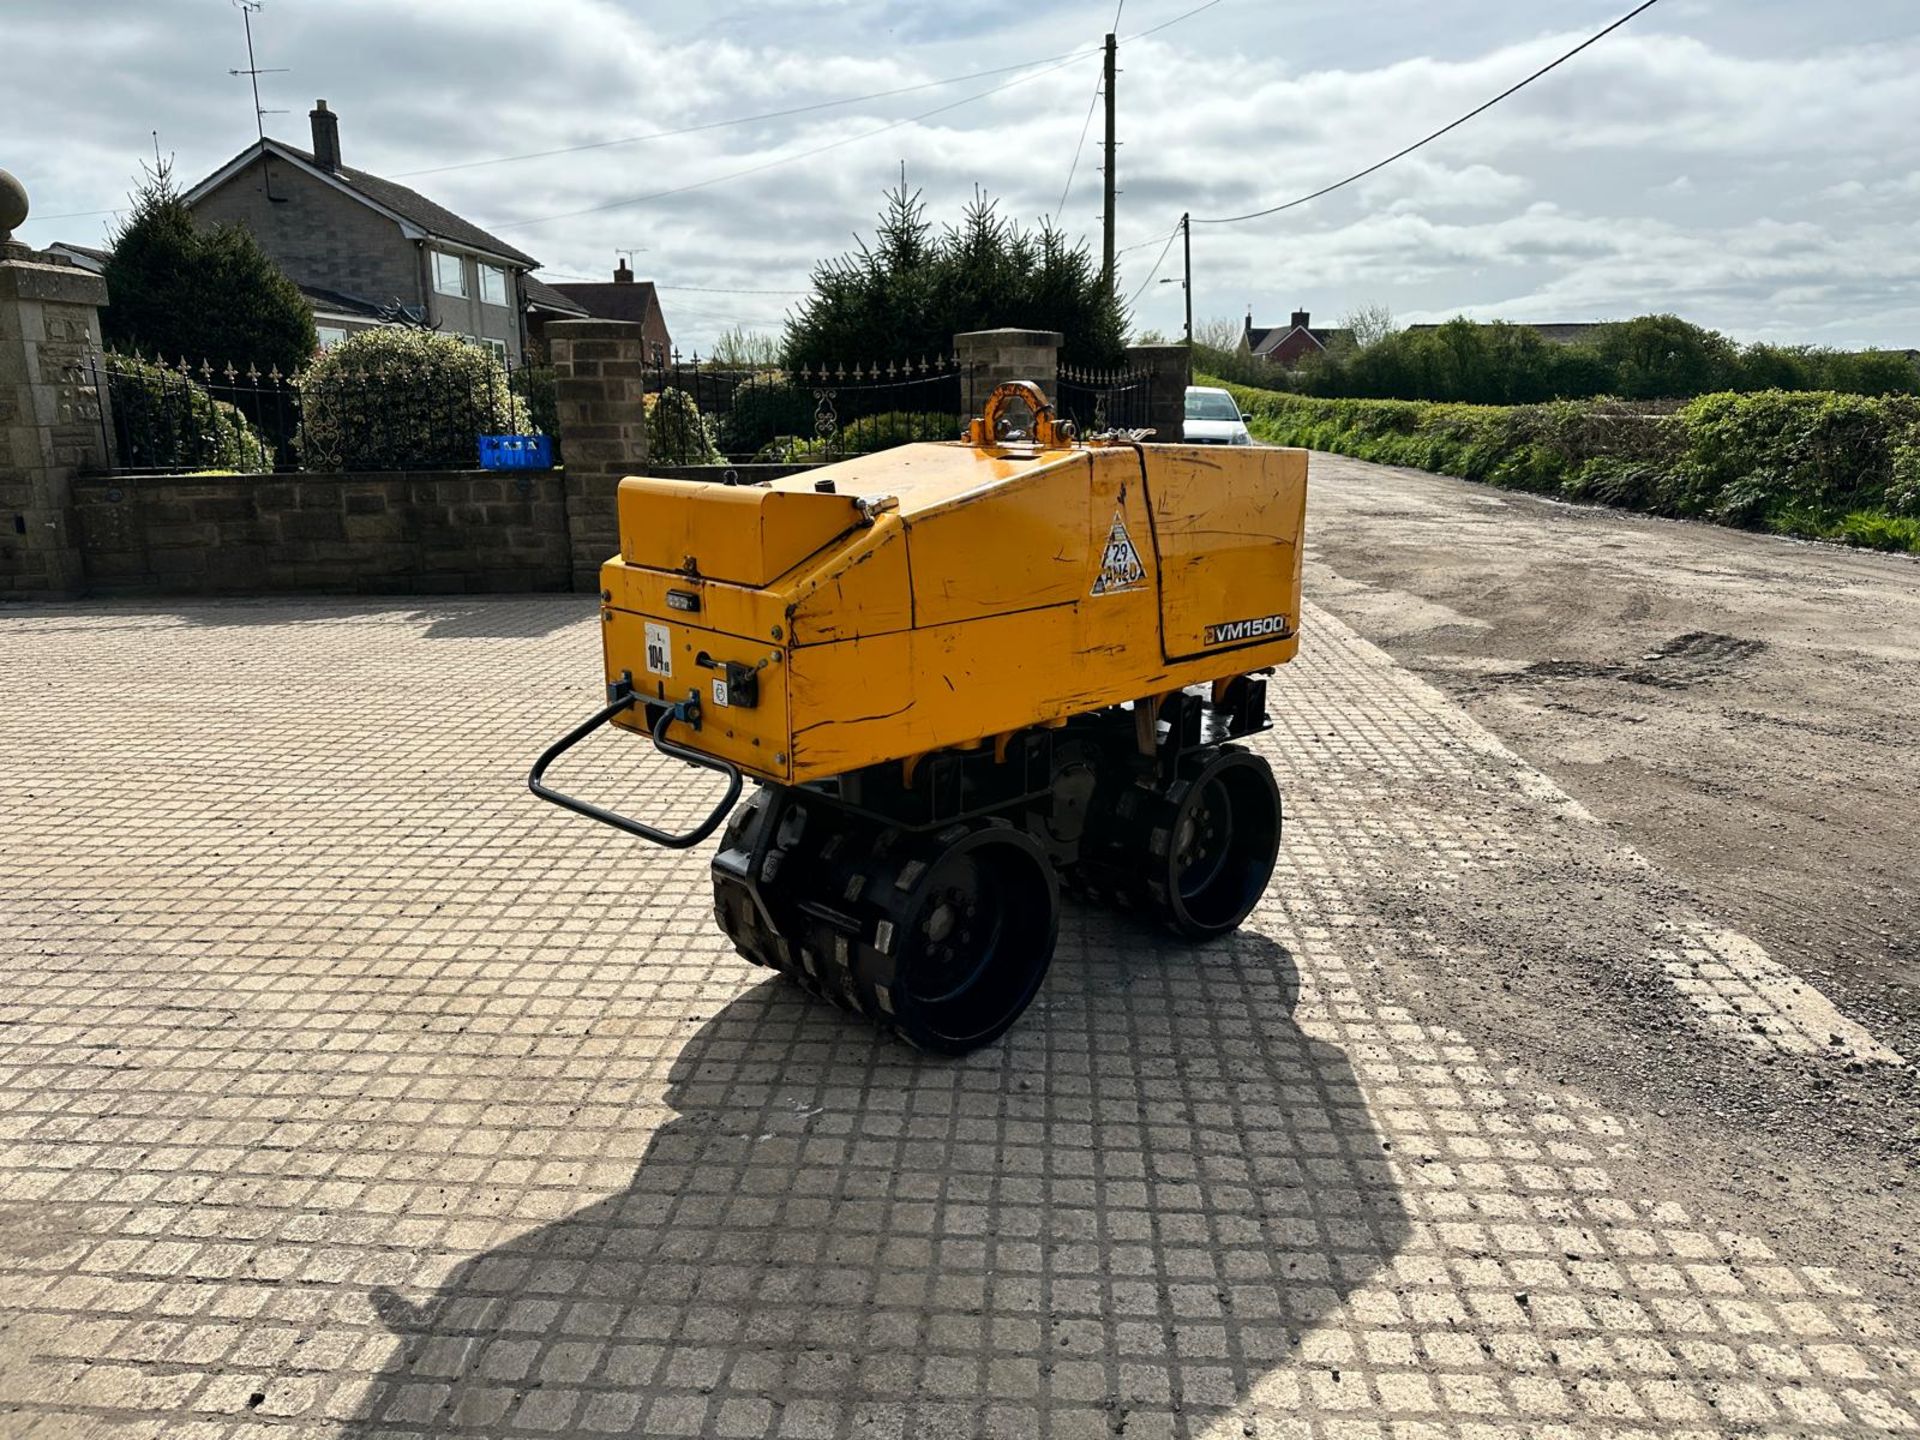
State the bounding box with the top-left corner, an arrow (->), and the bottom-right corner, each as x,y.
190,155 -> 422,310
548,320 -> 650,591
0,254 -> 109,598
70,469 -> 570,596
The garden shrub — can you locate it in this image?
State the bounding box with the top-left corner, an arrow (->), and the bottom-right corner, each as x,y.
778,411 -> 958,461
836,411 -> 958,453
108,353 -> 275,472
646,388 -> 723,465
509,364 -> 557,442
719,381 -> 819,456
299,329 -> 528,471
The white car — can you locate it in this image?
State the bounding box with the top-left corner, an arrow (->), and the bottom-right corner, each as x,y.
1183,385 -> 1254,445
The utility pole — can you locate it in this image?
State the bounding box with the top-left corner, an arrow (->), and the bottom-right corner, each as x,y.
1181,212 -> 1192,346
1101,31 -> 1117,295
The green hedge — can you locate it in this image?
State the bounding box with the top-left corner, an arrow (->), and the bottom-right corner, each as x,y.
299,330 -> 530,471
1215,377 -> 1920,554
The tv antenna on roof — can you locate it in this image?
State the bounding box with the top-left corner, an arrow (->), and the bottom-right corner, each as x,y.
228,0 -> 289,148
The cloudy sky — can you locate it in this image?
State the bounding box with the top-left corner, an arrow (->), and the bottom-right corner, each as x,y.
6,0 -> 1918,353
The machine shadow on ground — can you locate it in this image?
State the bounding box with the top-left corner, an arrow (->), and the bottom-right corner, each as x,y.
345,927 -> 1408,1437
0,596 -> 589,642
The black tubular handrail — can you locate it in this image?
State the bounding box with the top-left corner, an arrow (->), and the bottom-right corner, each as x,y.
528,689 -> 743,850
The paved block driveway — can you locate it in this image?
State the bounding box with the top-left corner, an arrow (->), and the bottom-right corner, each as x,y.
1,597 -> 1914,1438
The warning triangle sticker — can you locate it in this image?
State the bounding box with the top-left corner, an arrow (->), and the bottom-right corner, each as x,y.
1091,509 -> 1147,595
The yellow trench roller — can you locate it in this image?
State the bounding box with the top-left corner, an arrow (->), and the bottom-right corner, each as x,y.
532,382 -> 1308,1052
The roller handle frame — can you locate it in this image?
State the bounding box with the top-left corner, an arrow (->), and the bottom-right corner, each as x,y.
528,676 -> 743,850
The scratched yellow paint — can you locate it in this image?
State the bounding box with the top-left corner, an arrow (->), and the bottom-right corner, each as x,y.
601,414 -> 1307,786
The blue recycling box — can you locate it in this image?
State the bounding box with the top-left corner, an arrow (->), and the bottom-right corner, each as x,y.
477,434 -> 553,470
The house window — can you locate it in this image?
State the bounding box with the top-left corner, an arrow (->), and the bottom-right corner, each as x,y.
316,325 -> 348,350
479,264 -> 509,307
432,250 -> 467,297
483,337 -> 508,364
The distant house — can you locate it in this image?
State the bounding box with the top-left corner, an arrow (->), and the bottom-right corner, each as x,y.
523,276 -> 590,354
1245,310 -> 1353,368
181,100 -> 541,363
46,241 -> 109,274
547,262 -> 674,364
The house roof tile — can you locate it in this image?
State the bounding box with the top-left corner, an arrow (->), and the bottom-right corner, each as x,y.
524,275 -> 590,316
190,139 -> 539,268
548,280 -> 672,353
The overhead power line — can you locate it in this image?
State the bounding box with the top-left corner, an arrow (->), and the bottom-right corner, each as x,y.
536,272 -> 806,294
656,284 -> 806,296
1124,225 -> 1181,308
1053,69 -> 1105,226
1115,225 -> 1181,258
1192,0 -> 1664,226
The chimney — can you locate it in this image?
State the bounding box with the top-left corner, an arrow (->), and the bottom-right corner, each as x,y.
1290,309 -> 1311,331
613,259 -> 634,284
310,100 -> 341,172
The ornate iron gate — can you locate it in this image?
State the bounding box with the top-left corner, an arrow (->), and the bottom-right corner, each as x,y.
1055,363 -> 1156,435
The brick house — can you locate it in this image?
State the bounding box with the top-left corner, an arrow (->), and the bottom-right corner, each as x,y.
182,101 -> 541,363
1244,310 -> 1353,369
546,261 -> 673,363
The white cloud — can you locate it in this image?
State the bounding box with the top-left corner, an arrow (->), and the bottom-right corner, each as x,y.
5,0 -> 1919,351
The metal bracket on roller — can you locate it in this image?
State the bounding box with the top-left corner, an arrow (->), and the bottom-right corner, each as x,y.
529,672 -> 741,850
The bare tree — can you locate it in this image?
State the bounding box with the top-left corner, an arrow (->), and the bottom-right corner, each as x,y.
706,326 -> 784,368
1193,315 -> 1246,351
1342,302 -> 1398,350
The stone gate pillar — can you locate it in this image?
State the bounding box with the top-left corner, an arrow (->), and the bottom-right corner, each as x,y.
955,328 -> 1062,417
549,318 -> 650,593
1126,342 -> 1192,439
0,169 -> 111,599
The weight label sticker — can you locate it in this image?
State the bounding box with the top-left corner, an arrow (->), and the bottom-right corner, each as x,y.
711,677 -> 730,708
1090,509 -> 1147,595
644,622 -> 671,677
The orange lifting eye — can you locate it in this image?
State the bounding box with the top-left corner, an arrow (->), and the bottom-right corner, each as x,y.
967,380 -> 1072,449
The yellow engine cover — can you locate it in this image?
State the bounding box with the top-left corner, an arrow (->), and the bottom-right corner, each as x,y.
601,437 -> 1307,785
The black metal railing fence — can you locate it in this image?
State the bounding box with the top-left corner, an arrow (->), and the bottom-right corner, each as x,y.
641,353 -> 974,464
1056,362 -> 1157,435
77,350 -> 543,476
81,345 -> 1004,475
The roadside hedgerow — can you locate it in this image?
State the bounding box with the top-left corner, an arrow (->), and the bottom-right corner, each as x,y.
1217,375 -> 1920,555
